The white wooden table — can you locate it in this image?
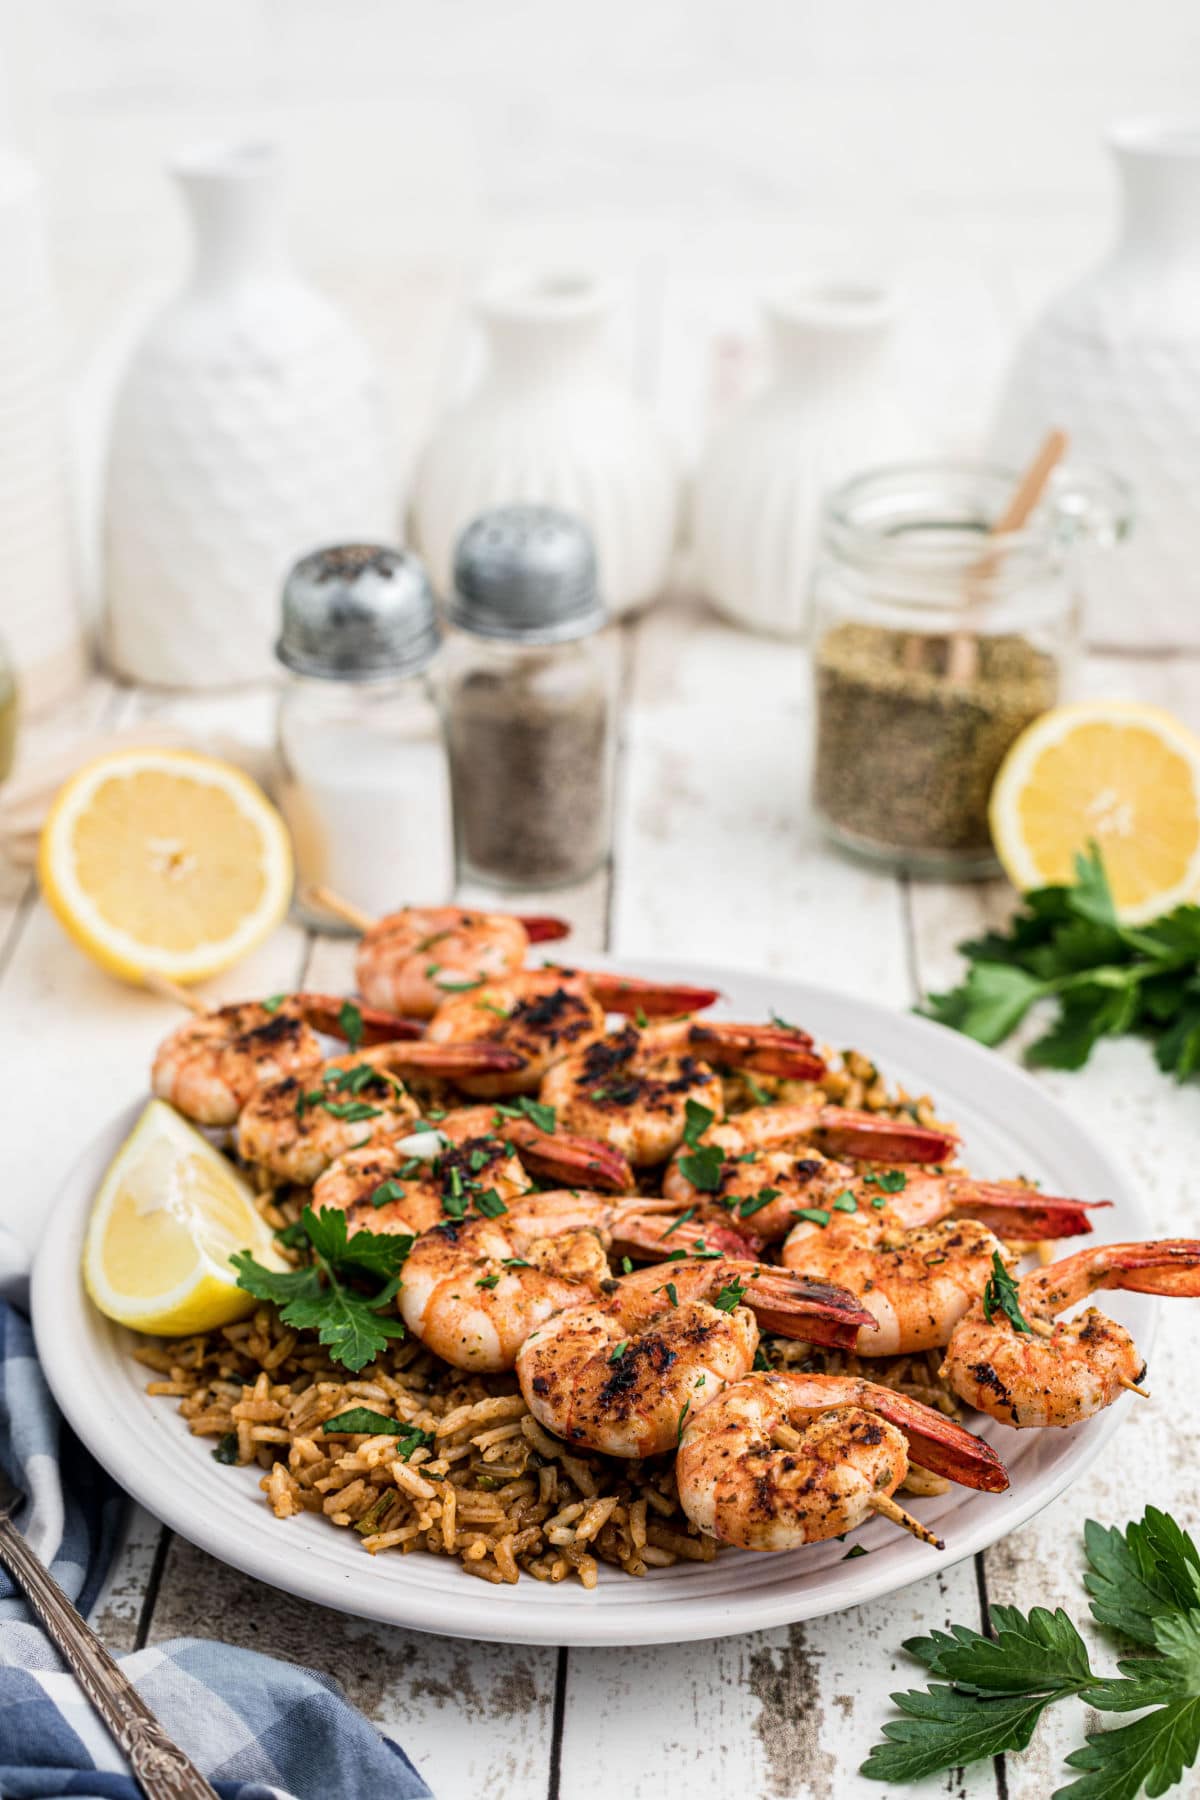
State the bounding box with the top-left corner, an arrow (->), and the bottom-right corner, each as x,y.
4,250 -> 1200,1799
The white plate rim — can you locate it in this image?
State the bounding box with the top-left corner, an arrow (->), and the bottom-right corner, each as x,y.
31,958 -> 1152,1648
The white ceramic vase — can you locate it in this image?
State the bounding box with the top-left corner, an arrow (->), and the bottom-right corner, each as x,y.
410,274 -> 679,616
0,154 -> 87,713
991,118 -> 1200,649
104,142 -> 395,686
692,282 -> 900,638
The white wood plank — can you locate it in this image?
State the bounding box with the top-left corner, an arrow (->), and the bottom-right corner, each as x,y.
906,652 -> 1200,1797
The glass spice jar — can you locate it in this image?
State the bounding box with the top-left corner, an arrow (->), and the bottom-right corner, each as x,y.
275,544 -> 453,930
810,461 -> 1131,878
443,505 -> 616,889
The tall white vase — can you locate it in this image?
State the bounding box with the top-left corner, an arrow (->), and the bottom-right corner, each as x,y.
0,154 -> 87,713
991,118 -> 1200,649
410,274 -> 679,616
692,282 -> 901,638
104,142 -> 394,686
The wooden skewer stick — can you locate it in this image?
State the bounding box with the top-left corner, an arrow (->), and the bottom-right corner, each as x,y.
867,1492 -> 945,1551
305,885 -> 377,934
945,427 -> 1070,687
1119,1376 -> 1151,1399
142,971 -> 207,1014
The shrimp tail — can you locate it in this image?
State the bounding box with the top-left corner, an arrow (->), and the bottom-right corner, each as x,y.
721,1260 -> 881,1352
517,915 -> 572,942
683,1022 -> 825,1080
613,1213 -> 762,1262
499,1117 -> 636,1194
813,1106 -> 958,1164
295,994 -> 425,1045
1082,1238 -> 1200,1298
366,1040 -> 529,1078
866,1387 -> 1010,1493
945,1181 -> 1110,1240
562,969 -> 722,1017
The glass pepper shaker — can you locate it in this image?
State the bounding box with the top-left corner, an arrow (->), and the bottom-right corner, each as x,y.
275,543 -> 453,930
443,505 -> 616,889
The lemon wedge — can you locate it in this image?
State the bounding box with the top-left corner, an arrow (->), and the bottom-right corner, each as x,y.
84,1100 -> 286,1334
989,700 -> 1200,922
39,747 -> 292,984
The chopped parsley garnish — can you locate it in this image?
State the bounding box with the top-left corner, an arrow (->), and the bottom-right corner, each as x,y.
338,1000 -> 364,1052
794,1207 -> 831,1227
621,1256 -> 634,1274
476,1273 -> 501,1289
657,1281 -> 679,1308
320,1099 -> 383,1122
682,1098 -> 715,1146
662,1206 -> 697,1238
635,1006 -> 649,1029
738,1187 -> 779,1218
371,1179 -> 405,1208
678,1143 -> 725,1192
474,1189 -> 508,1218
867,1170 -> 908,1193
843,1543 -> 869,1560
477,999 -> 510,1018
609,1341 -> 629,1362
263,994 -> 286,1015
676,1400 -> 691,1444
321,1410 -> 434,1461
832,1190 -> 859,1213
713,1277 -> 747,1313
274,1219 -> 309,1249
212,1432 -> 239,1464
493,1097 -> 557,1133
981,1253 -> 1032,1334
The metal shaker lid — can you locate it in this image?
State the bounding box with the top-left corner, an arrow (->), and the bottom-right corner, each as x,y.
275,543 -> 441,681
447,505 -> 606,643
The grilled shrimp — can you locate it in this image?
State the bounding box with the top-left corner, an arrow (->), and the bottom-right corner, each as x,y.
312,1103 -> 634,1235
515,1260 -> 877,1458
942,1239 -> 1200,1428
399,1190 -> 684,1371
235,1041 -> 523,1185
676,1370 -> 1008,1553
355,905 -> 569,1018
778,1176 -> 1103,1354
539,1022 -> 826,1166
426,967 -> 720,1097
150,993 -> 420,1127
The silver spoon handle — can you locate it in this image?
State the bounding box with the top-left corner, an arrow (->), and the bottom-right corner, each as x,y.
0,1516 -> 218,1800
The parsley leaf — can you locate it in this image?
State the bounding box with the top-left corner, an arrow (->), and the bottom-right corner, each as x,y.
682,1099 -> 715,1146
338,1000 -> 364,1052
321,1409 -> 434,1461
981,1252 -> 1032,1335
231,1206 -> 410,1372
678,1144 -> 725,1192
921,843 -> 1200,1080
493,1097 -> 557,1133
1084,1509 -> 1200,1648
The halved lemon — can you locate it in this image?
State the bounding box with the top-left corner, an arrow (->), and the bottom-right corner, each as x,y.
84,1099 -> 287,1334
39,747 -> 292,983
989,700 -> 1200,922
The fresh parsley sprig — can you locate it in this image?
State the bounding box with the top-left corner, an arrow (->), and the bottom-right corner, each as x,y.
231,1207 -> 411,1373
921,844 -> 1200,1076
862,1507 -> 1200,1797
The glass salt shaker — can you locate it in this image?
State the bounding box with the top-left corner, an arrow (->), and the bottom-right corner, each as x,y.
443,505 -> 616,889
275,543 -> 453,931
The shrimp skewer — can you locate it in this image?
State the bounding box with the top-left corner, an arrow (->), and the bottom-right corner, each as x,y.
427,967 -> 721,1097
319,897 -> 570,1019
540,1022 -> 826,1166
235,1040 -> 524,1186
771,1176 -> 1106,1355
675,1370 -> 1008,1553
516,1260 -> 879,1458
150,993 -> 422,1127
312,1103 -> 634,1236
941,1239 -> 1200,1429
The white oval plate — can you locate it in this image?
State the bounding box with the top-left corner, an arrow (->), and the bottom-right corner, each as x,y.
32,960 -> 1150,1647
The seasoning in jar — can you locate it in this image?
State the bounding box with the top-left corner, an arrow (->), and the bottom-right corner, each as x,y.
809,461 -> 1130,877
814,622 -> 1058,861
275,543 -> 453,930
443,505 -> 615,889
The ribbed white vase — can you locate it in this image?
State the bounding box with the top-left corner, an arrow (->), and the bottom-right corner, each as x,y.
410,274 -> 679,616
104,141 -> 395,686
692,283 -> 901,638
992,118 -> 1200,648
0,154 -> 87,712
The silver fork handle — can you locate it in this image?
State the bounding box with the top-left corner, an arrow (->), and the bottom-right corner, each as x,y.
0,1516 -> 218,1800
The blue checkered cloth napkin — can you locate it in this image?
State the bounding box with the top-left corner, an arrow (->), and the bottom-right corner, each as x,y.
0,1231 -> 432,1799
